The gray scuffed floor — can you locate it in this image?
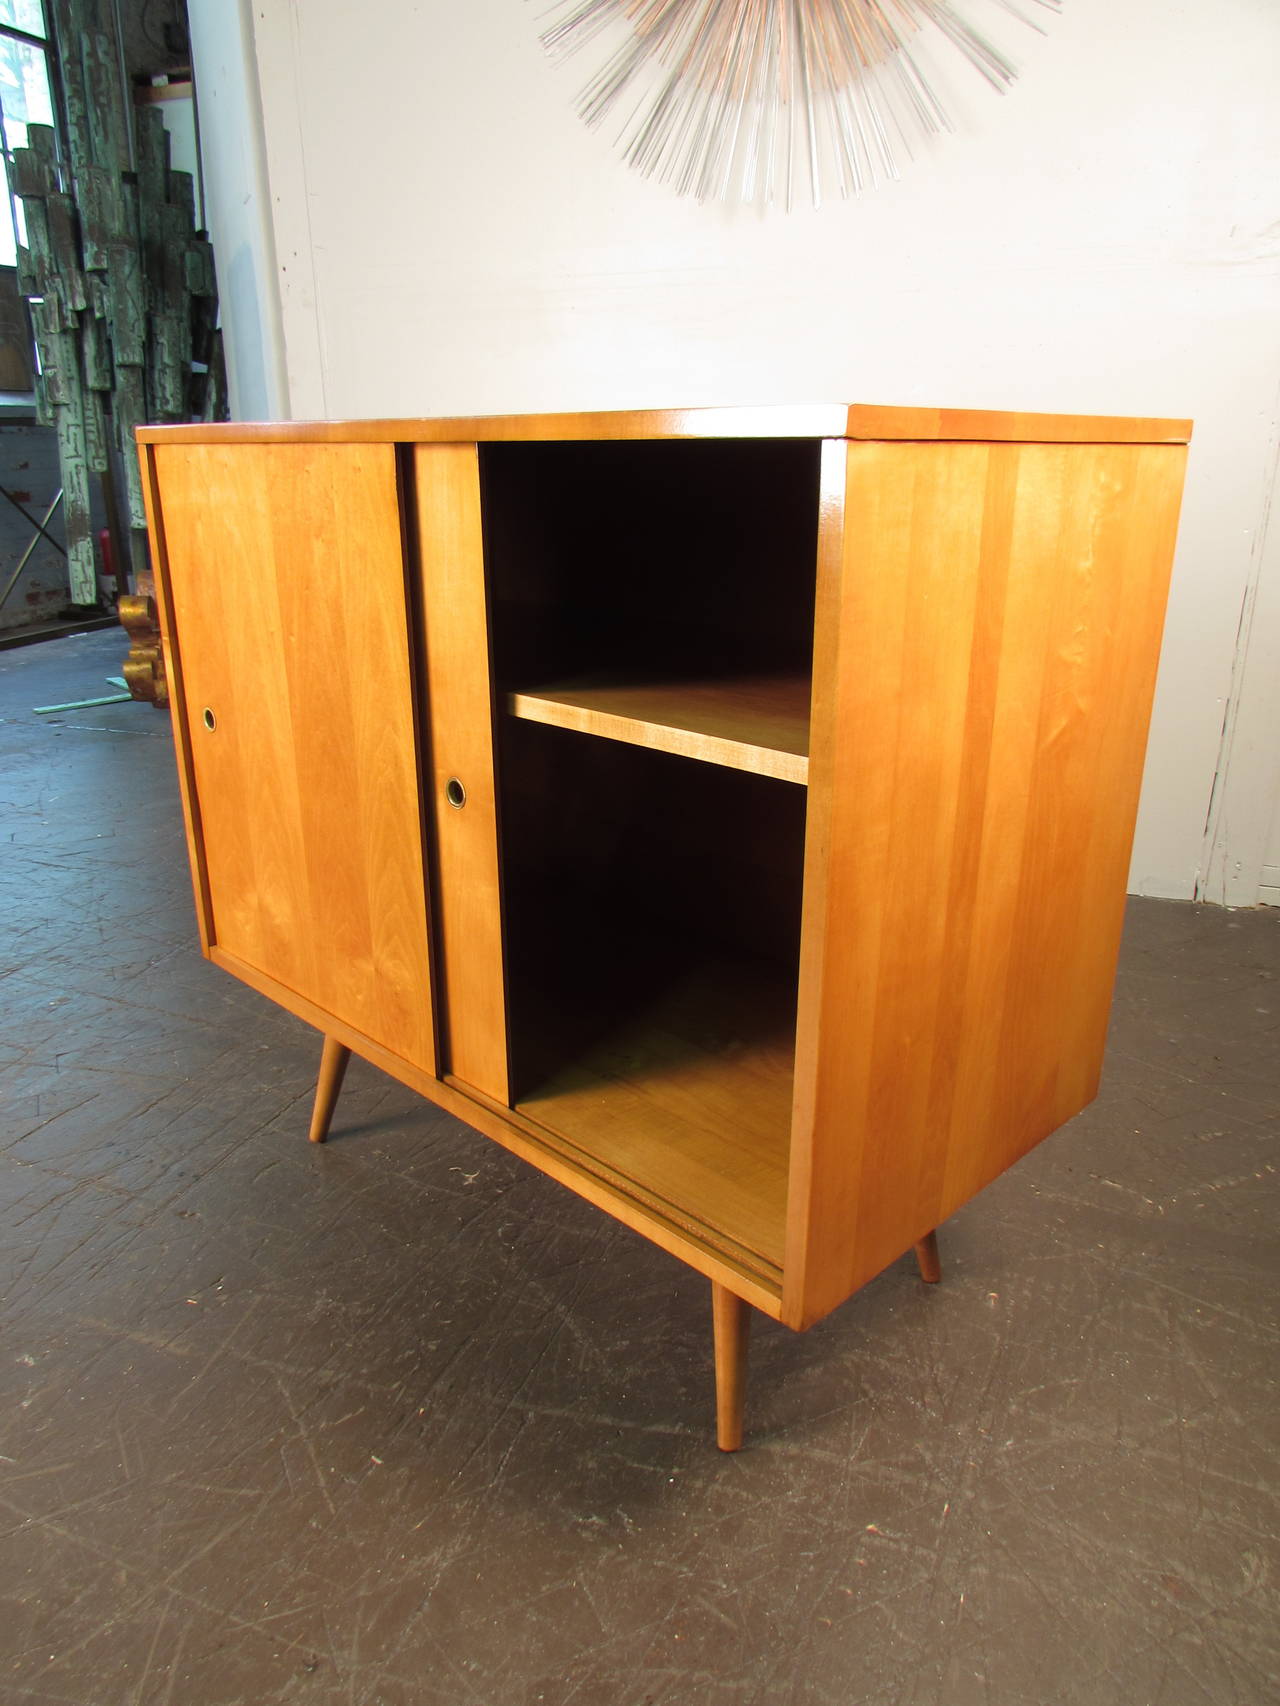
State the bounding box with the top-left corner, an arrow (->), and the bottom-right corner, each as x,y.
1,631 -> 1277,1706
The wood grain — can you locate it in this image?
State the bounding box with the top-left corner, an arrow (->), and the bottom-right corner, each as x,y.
712,1284 -> 752,1452
517,950 -> 794,1271
140,406 -> 850,445
508,675 -> 810,783
843,404 -> 1192,445
142,443 -> 219,955
138,404 -> 1193,448
913,1232 -> 941,1284
308,1036 -> 351,1144
413,444 -> 509,1103
150,442 -> 437,1075
785,438 -> 1188,1329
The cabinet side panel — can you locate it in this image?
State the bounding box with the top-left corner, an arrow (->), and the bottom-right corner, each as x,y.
413,443 -> 509,1104
786,439 -> 1187,1328
141,443 -> 214,954
151,442 -> 437,1075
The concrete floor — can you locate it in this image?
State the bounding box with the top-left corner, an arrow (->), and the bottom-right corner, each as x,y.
2,630 -> 1277,1706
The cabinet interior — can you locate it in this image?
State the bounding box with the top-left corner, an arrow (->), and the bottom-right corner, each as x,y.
483,438 -> 821,1271
483,438 -> 821,775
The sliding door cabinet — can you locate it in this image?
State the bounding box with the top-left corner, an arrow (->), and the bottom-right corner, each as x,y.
140,405 -> 1191,1449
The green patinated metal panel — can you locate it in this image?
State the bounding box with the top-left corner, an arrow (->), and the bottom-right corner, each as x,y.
81,308 -> 111,391
12,5 -> 227,606
113,367 -> 148,530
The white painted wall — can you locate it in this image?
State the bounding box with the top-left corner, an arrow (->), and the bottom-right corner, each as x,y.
1201,425 -> 1280,906
186,0 -> 288,420
1261,791 -> 1280,906
195,0 -> 1280,903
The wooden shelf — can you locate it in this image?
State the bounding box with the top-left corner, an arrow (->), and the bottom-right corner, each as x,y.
507,674 -> 810,784
514,951 -> 795,1271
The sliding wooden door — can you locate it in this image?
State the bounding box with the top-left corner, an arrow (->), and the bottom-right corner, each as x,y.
148,441 -> 437,1075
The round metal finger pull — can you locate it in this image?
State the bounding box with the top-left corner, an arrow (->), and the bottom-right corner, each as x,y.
445,777 -> 466,809
203,708 -> 217,732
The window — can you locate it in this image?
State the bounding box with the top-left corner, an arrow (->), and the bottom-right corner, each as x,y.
0,2 -> 54,269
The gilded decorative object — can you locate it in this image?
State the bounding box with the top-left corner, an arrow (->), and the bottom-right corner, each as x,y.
119,584 -> 168,708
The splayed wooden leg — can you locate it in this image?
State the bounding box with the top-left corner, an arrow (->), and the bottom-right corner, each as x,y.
913,1230 -> 942,1284
711,1281 -> 751,1452
308,1036 -> 351,1144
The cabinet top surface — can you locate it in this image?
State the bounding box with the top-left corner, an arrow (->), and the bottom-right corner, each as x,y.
138,404 -> 1193,447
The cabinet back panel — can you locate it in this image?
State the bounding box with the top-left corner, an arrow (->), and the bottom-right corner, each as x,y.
787,439 -> 1188,1326
151,442 -> 437,1075
500,720 -> 806,1065
481,440 -> 821,688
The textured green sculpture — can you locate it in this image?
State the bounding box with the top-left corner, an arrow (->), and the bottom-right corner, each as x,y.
12,0 -> 222,605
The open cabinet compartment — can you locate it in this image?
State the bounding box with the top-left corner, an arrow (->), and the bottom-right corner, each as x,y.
497,722 -> 807,1277
481,436 -> 822,1278
483,437 -> 821,782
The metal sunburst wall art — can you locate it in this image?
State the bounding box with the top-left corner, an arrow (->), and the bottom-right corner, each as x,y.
533,0 -> 1062,208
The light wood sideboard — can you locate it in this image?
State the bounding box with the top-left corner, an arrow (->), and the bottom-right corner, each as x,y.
138,405 -> 1191,1450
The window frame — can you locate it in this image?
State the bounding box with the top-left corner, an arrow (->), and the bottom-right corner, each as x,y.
0,3 -> 56,272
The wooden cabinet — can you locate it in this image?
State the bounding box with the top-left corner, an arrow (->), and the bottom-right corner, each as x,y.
139,404 -> 1190,1449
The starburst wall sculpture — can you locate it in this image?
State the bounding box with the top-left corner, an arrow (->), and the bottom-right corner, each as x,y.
533,0 -> 1061,207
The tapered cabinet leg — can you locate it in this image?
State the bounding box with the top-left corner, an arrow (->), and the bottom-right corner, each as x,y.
711,1282 -> 752,1452
308,1036 -> 352,1144
913,1230 -> 942,1284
